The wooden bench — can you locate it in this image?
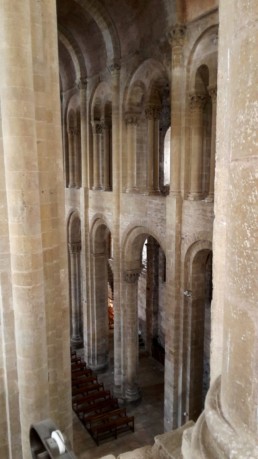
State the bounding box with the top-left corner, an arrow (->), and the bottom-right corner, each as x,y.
73,389 -> 111,409
84,407 -> 126,429
72,382 -> 104,397
88,410 -> 134,445
72,375 -> 98,388
72,368 -> 93,379
71,362 -> 87,371
79,397 -> 119,420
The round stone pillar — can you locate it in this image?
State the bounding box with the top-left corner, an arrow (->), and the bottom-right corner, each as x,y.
69,242 -> 83,348
184,1 -> 258,457
125,114 -> 139,192
188,93 -> 207,200
92,121 -> 103,190
169,24 -> 186,196
102,121 -> 111,191
74,126 -> 81,188
145,105 -> 161,194
205,86 -> 217,202
78,77 -> 87,188
124,270 -> 141,402
68,127 -> 75,187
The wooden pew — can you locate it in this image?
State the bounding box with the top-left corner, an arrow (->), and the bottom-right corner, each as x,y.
72,382 -> 104,397
78,397 -> 119,420
72,375 -> 98,388
73,389 -> 111,409
87,409 -> 134,445
72,369 -> 93,379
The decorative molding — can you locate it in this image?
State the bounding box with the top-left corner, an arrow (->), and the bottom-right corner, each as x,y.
124,113 -> 140,126
145,105 -> 162,120
169,24 -> 186,48
108,61 -> 121,74
189,93 -> 207,110
123,270 -> 141,283
77,77 -> 87,91
208,85 -> 217,102
69,242 -> 81,254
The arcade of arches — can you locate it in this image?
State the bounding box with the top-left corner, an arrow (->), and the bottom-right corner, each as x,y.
0,1 -> 258,458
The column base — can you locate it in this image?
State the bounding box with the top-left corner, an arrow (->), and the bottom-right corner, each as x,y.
92,185 -> 103,191
143,189 -> 161,196
70,336 -> 83,349
204,194 -> 214,203
187,192 -> 204,201
125,383 -> 141,402
183,377 -> 258,459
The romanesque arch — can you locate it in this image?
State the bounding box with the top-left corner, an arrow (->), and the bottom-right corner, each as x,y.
121,226 -> 166,402
67,211 -> 83,347
182,239 -> 213,422
86,217 -> 112,370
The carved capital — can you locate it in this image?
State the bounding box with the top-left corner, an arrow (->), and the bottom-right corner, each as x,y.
169,24 -> 186,48
189,93 -> 207,111
124,270 -> 141,283
125,113 -> 140,126
92,121 -> 103,134
77,77 -> 87,91
108,61 -> 121,74
145,105 -> 162,120
208,85 -> 217,102
69,242 -> 81,254
68,126 -> 75,136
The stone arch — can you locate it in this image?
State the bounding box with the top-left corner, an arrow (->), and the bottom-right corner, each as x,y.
89,82 -> 113,191
67,211 -> 83,347
122,225 -> 166,402
123,59 -> 170,195
58,27 -> 87,81
73,0 -> 121,64
87,217 -> 112,370
182,239 -> 213,423
186,26 -> 218,200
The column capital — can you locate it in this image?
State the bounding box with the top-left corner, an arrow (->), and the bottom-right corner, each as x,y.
168,24 -> 186,48
124,269 -> 141,283
77,77 -> 87,91
69,242 -> 81,254
91,121 -> 103,134
108,61 -> 121,74
68,126 -> 75,136
145,105 -> 162,120
189,93 -> 207,110
125,112 -> 140,125
208,85 -> 217,102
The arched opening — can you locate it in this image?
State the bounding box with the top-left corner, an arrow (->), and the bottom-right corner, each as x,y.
67,212 -> 83,348
183,246 -> 213,421
87,220 -> 113,371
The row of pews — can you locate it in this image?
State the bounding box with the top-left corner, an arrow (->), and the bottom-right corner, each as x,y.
71,350 -> 134,445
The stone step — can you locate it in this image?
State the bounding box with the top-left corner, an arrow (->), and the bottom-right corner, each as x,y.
118,445 -> 153,459
152,421 -> 194,459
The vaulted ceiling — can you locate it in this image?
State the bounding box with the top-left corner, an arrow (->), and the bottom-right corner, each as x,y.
57,0 -> 218,90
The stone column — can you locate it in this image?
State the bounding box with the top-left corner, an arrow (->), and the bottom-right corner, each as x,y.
146,238 -> 160,353
145,105 -> 161,194
89,252 -> 109,370
102,121 -> 111,191
205,86 -> 217,202
68,127 -> 75,187
74,127 -> 81,188
183,1 -> 258,457
169,24 -> 186,195
188,93 -> 207,200
0,0 -> 72,456
92,121 -> 103,190
78,77 -> 87,188
69,242 -> 82,347
125,114 -> 139,192
124,270 -> 141,402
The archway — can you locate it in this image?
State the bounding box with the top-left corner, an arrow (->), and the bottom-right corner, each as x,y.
67,211 -> 83,348
183,242 -> 213,422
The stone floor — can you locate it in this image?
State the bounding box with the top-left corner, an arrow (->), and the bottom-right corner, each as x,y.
72,341 -> 165,459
